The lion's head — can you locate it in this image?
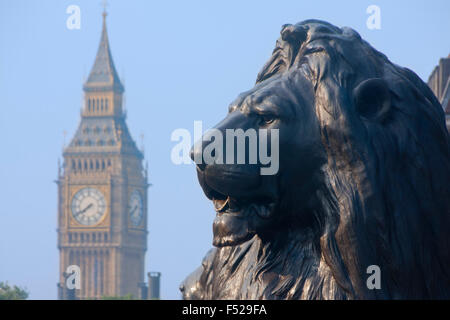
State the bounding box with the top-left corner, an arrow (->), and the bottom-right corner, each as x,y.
184,20 -> 450,299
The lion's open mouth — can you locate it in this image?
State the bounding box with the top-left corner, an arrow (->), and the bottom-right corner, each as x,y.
204,186 -> 276,247
195,167 -> 278,246
212,196 -> 274,219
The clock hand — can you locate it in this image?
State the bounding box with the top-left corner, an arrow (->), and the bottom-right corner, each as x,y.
130,205 -> 138,216
79,203 -> 93,214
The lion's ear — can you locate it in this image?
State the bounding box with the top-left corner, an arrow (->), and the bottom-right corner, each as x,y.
353,78 -> 391,121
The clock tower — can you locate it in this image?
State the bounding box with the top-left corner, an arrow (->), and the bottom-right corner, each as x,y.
57,11 -> 148,299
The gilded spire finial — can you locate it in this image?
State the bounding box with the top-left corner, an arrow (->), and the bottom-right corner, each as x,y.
101,0 -> 108,19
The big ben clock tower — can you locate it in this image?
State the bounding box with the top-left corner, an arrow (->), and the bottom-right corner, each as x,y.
57,11 -> 148,299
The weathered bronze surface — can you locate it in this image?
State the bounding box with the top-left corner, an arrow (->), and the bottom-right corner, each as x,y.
181,20 -> 450,299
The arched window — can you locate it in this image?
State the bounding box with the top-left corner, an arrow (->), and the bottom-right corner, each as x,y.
88,99 -> 91,112
96,98 -> 99,111
105,99 -> 108,111
107,159 -> 111,167
84,160 -> 88,170
101,98 -> 104,111
72,160 -> 76,170
96,160 -> 99,170
90,160 -> 93,170
102,160 -> 105,170
78,160 -> 82,170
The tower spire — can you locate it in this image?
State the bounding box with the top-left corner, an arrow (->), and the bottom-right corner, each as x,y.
102,0 -> 108,21
84,6 -> 123,93
82,6 -> 125,118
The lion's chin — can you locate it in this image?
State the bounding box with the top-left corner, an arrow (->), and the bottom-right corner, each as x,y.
212,197 -> 276,247
212,212 -> 255,247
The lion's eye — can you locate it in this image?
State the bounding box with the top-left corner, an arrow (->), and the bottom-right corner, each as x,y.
259,115 -> 276,125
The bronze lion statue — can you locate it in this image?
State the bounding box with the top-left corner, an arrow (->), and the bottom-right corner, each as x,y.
180,19 -> 450,299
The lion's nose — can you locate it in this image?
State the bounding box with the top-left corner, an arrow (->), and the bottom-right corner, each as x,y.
190,145 -> 206,171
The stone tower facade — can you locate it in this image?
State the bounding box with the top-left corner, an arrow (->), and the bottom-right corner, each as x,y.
57,11 -> 148,299
428,54 -> 450,131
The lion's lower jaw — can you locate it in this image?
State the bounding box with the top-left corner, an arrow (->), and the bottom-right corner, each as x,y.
212,212 -> 256,247
212,201 -> 276,247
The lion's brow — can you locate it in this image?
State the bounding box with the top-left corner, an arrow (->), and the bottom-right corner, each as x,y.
251,94 -> 296,117
227,95 -> 293,118
228,87 -> 295,116
251,103 -> 279,115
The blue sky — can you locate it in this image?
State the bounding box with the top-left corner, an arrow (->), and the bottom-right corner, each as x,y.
0,0 -> 449,299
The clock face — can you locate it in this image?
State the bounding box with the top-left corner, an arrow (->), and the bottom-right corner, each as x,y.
129,190 -> 143,226
71,187 -> 106,226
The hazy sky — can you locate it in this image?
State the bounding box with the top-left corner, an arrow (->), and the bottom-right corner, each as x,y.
0,0 -> 449,299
